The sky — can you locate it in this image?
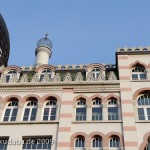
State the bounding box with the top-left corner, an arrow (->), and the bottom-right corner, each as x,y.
1,1 -> 150,67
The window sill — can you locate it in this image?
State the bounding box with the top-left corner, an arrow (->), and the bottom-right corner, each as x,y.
136,120 -> 150,123
0,120 -> 59,125
72,120 -> 122,124
131,80 -> 150,82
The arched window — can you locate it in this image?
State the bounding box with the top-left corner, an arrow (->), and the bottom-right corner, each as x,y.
131,66 -> 146,80
109,136 -> 120,149
76,99 -> 86,121
6,70 -> 17,82
43,97 -> 57,121
92,136 -> 102,148
91,68 -> 101,79
3,99 -> 18,121
40,69 -> 52,81
92,98 -> 102,120
108,99 -> 119,120
23,99 -> 38,121
137,94 -> 150,120
74,136 -> 85,148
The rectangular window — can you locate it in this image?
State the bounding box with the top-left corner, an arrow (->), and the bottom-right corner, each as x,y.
92,107 -> 102,120
138,108 -> 145,120
132,74 -> 138,80
0,138 -> 9,150
108,107 -> 119,120
22,137 -> 52,150
76,108 -> 86,121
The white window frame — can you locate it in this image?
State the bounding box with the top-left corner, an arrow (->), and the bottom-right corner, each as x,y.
76,99 -> 86,121
3,101 -> 18,122
108,99 -> 119,120
39,69 -> 52,81
43,100 -> 57,121
5,70 -> 17,82
23,100 -> 38,121
91,68 -> 101,80
92,136 -> 102,149
74,137 -> 85,149
131,66 -> 146,80
109,137 -> 120,149
137,94 -> 150,120
92,98 -> 102,121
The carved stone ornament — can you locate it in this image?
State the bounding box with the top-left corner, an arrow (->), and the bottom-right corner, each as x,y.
53,73 -> 61,82
0,74 -> 6,83
63,72 -> 72,81
75,72 -> 83,81
41,73 -> 50,82
108,71 -> 117,80
31,73 -> 39,82
97,72 -> 105,81
20,74 -> 28,83
86,72 -> 95,81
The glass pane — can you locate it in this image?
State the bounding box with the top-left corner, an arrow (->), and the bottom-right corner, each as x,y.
3,117 -> 9,121
43,116 -> 49,121
132,74 -> 138,80
92,107 -> 102,120
30,108 -> 37,121
108,107 -> 118,120
76,108 -> 86,121
147,108 -> 150,120
51,108 -> 56,115
10,117 -> 16,121
50,116 -> 55,120
24,109 -> 30,116
12,108 -> 18,116
140,74 -> 146,80
4,109 -> 11,116
44,108 -> 49,116
138,108 -> 145,120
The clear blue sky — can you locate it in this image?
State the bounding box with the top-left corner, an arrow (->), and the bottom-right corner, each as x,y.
1,1 -> 150,66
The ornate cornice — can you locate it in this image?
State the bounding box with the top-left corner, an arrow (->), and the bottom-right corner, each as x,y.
0,81 -> 120,94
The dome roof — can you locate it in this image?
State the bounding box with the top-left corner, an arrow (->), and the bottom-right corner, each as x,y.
37,33 -> 53,49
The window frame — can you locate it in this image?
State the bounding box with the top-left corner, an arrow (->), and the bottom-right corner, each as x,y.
131,66 -> 147,80
92,98 -> 103,121
76,99 -> 86,121
3,101 -> 18,122
23,100 -> 38,121
5,69 -> 17,82
74,137 -> 85,148
39,69 -> 52,81
107,99 -> 119,120
109,136 -> 120,149
91,136 -> 103,149
43,100 -> 57,121
137,94 -> 150,120
91,68 -> 101,80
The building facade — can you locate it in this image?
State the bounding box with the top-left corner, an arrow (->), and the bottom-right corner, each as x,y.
0,36 -> 149,150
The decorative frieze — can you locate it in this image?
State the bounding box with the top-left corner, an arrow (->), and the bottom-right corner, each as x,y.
75,72 -> 83,81
108,71 -> 117,80
20,74 -> 28,83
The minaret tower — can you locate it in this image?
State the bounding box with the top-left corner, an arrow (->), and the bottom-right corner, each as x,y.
35,33 -> 53,65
